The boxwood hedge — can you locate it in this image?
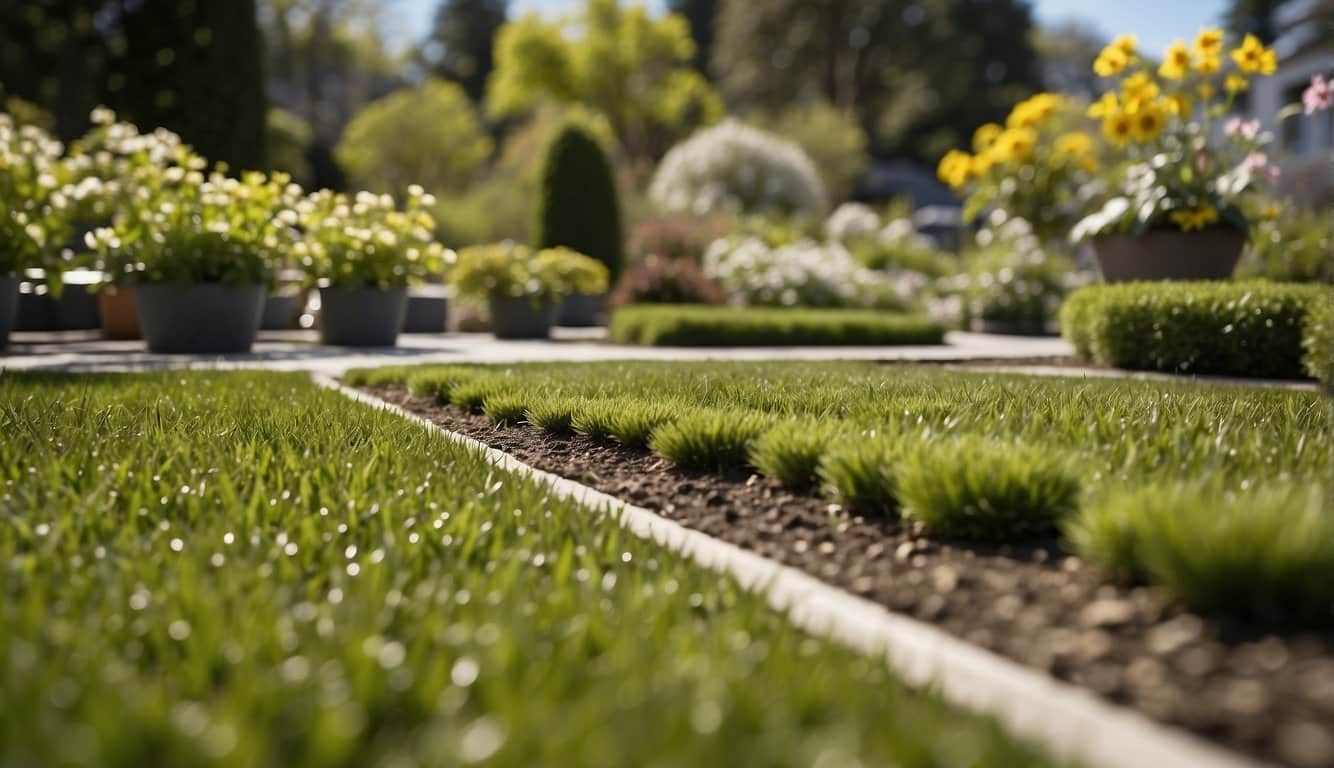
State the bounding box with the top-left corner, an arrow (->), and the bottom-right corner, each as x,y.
1060,282 -> 1330,381
610,304 -> 946,347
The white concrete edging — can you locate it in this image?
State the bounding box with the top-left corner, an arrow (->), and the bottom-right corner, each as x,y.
315,374 -> 1269,768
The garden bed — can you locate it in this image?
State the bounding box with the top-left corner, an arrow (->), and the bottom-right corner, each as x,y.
0,370 -> 1052,767
609,304 -> 945,346
352,361 -> 1334,768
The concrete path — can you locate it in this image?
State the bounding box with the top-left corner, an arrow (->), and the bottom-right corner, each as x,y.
1,328 -> 1074,374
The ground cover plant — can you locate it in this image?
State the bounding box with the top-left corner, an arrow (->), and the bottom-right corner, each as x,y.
348,361 -> 1332,626
0,370 -> 1051,768
609,304 -> 945,347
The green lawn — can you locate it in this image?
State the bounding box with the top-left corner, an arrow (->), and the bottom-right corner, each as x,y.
352,361 -> 1332,624
0,371 -> 1050,767
608,304 -> 945,346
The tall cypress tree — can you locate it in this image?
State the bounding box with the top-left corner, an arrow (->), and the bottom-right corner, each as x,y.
425,0 -> 509,103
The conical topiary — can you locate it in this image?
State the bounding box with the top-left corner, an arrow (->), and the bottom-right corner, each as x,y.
533,119 -> 624,286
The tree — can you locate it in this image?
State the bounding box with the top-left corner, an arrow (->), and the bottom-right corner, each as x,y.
423,0 -> 509,103
534,119 -> 624,283
335,79 -> 493,195
486,0 -> 722,161
667,0 -> 718,75
712,0 -> 1040,163
1032,22 -> 1104,101
1224,0 -> 1289,43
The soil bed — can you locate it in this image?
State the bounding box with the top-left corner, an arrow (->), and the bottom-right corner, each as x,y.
370,385 -> 1334,768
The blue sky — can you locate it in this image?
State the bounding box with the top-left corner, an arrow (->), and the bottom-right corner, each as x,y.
396,0 -> 1229,56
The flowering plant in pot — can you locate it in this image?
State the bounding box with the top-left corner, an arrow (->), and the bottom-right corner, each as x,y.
1066,30 -> 1287,281
299,184 -> 449,347
0,112 -> 75,350
449,242 -> 608,339
87,166 -> 302,354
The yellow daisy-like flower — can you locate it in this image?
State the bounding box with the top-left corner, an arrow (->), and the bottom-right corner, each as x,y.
969,152 -> 995,177
1226,74 -> 1250,93
972,122 -> 1003,153
936,149 -> 974,190
1232,34 -> 1277,75
1194,53 -> 1222,74
994,127 -> 1037,163
1165,92 -> 1194,116
1129,102 -> 1166,142
1159,41 -> 1191,80
1170,204 -> 1220,231
1192,28 -> 1224,57
1198,82 -> 1216,100
1122,72 -> 1160,109
1102,112 -> 1134,146
1111,34 -> 1138,57
1087,92 -> 1119,119
1054,132 -> 1093,157
1094,46 -> 1129,77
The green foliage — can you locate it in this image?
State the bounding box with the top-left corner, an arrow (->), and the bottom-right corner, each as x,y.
344,365 -> 417,388
299,187 -> 448,289
604,400 -> 685,447
897,439 -> 1080,542
1060,282 -> 1329,380
649,410 -> 772,470
1237,209 -> 1334,284
959,241 -> 1078,330
1304,292 -> 1332,383
449,378 -> 511,412
424,0 -> 509,102
265,108 -> 314,188
450,243 -> 609,300
571,399 -> 622,442
534,119 -> 625,283
405,366 -> 482,402
749,420 -> 843,491
818,437 -> 902,517
609,305 -> 945,347
1070,481 -> 1334,624
486,0 -> 723,160
483,392 -> 530,425
748,101 -> 869,204
610,255 -> 726,307
0,371 -> 1055,766
525,398 -> 581,434
336,80 -> 493,196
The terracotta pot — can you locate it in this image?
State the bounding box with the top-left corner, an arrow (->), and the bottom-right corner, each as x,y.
1092,229 -> 1245,283
98,285 -> 141,340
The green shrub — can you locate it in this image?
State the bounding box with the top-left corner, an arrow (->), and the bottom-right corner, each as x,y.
896,439 -> 1080,542
405,367 -> 480,402
819,437 -> 903,517
1070,482 -> 1334,624
1237,209 -> 1334,284
1304,291 -> 1333,384
750,421 -> 843,491
1060,282 -> 1328,379
605,401 -> 686,448
525,398 -> 581,435
534,119 -> 624,284
344,366 -> 414,388
571,399 -> 623,442
610,305 -> 945,347
649,411 -> 772,471
449,379 -> 510,412
482,393 -> 530,426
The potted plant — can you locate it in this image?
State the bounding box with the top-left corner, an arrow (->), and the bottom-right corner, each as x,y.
88,167 -> 301,354
1067,31 -> 1284,281
0,113 -> 73,350
450,243 -> 608,339
300,185 -> 449,347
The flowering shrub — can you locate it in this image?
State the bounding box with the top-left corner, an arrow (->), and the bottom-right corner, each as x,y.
648,120 -> 827,219
450,242 -> 608,301
1071,30 -> 1286,240
961,217 -> 1086,329
701,236 -> 920,310
937,92 -> 1097,249
298,185 -> 449,289
0,113 -> 73,276
824,203 -> 882,242
610,255 -> 726,307
628,216 -> 730,263
825,203 -> 952,277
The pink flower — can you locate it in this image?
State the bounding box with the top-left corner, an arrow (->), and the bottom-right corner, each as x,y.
1268,164 -> 1281,184
1303,74 -> 1332,115
1247,151 -> 1269,172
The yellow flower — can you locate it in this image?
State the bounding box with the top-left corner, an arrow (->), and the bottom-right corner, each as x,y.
1102,112 -> 1134,146
969,152 -> 995,177
1055,132 -> 1093,157
1094,46 -> 1129,77
1122,72 -> 1160,110
1130,102 -> 1166,142
972,122 -> 1003,153
1170,204 -> 1220,231
1192,28 -> 1224,57
1087,92 -> 1119,119
936,149 -> 974,190
1226,74 -> 1250,93
1194,53 -> 1222,74
1160,41 -> 1191,80
1262,202 -> 1281,221
1111,34 -> 1138,57
993,127 -> 1037,163
1232,34 -> 1277,75
1166,92 -> 1193,116
1198,82 -> 1216,100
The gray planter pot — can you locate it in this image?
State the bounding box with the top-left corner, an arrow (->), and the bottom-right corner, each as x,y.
0,275 -> 17,351
489,296 -> 557,339
261,291 -> 303,330
557,292 -> 605,327
319,286 -> 407,347
403,291 -> 449,333
1093,229 -> 1245,283
17,283 -> 101,331
137,282 -> 266,354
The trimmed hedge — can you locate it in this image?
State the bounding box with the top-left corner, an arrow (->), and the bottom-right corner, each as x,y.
610,305 -> 946,347
534,119 -> 624,283
1060,282 -> 1330,381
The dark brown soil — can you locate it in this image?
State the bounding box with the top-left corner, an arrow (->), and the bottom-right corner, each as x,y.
370,385 -> 1334,768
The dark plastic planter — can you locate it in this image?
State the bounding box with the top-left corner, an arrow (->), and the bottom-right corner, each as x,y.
489,296 -> 557,339
557,293 -> 604,327
1093,229 -> 1245,283
261,291 -> 304,330
16,283 -> 101,331
319,286 -> 407,347
137,283 -> 265,354
403,291 -> 449,334
0,275 -> 17,351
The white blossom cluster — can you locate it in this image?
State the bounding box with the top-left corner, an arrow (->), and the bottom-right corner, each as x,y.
702,236 -> 923,309
0,113 -> 73,271
298,185 -> 450,288
649,120 -> 827,219
824,202 -> 938,252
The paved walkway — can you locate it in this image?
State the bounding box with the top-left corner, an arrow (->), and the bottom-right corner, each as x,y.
1,328 -> 1075,374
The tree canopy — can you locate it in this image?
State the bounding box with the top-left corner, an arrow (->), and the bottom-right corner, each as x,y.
422,0 -> 509,103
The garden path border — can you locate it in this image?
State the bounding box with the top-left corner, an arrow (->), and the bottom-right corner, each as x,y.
315,373 -> 1269,768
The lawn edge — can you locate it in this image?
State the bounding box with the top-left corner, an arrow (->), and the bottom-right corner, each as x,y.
316,374 -> 1266,768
